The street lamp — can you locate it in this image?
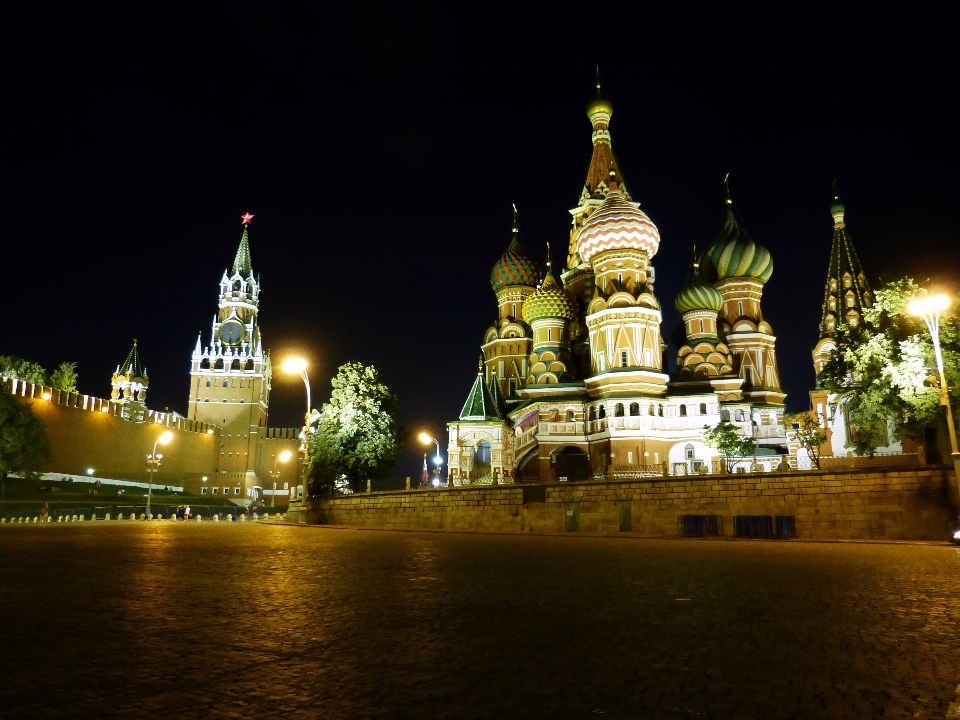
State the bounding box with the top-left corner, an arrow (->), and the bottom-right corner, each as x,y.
282,357 -> 317,507
145,431 -> 174,519
270,450 -> 292,508
909,294 -> 960,519
418,432 -> 444,487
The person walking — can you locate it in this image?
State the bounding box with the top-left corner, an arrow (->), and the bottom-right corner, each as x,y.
40,502 -> 49,527
184,505 -> 191,521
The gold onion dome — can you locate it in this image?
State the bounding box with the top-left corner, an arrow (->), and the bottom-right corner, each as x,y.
675,274 -> 723,314
577,172 -> 660,263
490,217 -> 541,293
522,252 -> 576,323
699,178 -> 773,283
586,76 -> 613,120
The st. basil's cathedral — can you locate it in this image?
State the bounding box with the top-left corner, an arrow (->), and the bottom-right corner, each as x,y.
446,81 -> 789,484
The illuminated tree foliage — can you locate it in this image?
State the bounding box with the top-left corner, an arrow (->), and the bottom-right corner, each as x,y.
307,361 -> 404,494
785,412 -> 827,469
0,356 -> 79,392
702,421 -> 757,472
0,388 -> 52,499
817,278 -> 960,455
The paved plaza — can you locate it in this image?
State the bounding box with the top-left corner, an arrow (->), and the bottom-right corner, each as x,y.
0,524 -> 958,719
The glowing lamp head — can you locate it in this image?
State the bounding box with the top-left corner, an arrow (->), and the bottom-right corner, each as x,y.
279,450 -> 293,463
41,392 -> 51,401
86,468 -> 94,476
101,406 -> 110,413
158,431 -> 174,445
207,429 -> 215,435
418,432 -> 433,445
908,295 -> 950,316
282,358 -> 308,374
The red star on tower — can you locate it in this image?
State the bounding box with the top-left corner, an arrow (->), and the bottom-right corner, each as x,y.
241,212 -> 255,224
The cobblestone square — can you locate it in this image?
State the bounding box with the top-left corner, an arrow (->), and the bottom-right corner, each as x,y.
1,524 -> 958,719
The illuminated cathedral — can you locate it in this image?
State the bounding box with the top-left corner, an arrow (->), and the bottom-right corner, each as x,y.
447,80 -> 788,484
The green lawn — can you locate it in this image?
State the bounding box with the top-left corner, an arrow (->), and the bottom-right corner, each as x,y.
0,476 -> 279,519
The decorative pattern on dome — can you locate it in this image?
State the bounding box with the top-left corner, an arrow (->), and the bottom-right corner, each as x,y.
522,259 -> 576,323
699,181 -> 772,283
577,186 -> 660,264
675,279 -> 723,314
490,232 -> 540,292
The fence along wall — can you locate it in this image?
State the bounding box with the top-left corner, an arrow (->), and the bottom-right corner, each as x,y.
6,378 -> 220,486
307,466 -> 959,541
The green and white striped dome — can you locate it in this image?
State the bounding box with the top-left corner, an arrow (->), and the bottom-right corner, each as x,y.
674,279 -> 723,314
699,188 -> 773,283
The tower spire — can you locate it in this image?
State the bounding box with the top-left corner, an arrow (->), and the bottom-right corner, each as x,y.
233,213 -> 254,276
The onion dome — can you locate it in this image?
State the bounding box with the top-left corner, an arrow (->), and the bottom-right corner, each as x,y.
522,247 -> 576,323
699,176 -> 773,283
577,170 -> 660,263
490,207 -> 540,292
675,275 -> 723,314
586,71 -> 613,121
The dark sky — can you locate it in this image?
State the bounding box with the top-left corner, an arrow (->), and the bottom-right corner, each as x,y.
3,3 -> 958,485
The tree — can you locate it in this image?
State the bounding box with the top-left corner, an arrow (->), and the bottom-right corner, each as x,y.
786,412 -> 827,469
817,278 -> 960,455
0,355 -> 46,385
702,421 -> 757,472
0,388 -> 53,499
307,361 -> 404,494
49,362 -> 78,392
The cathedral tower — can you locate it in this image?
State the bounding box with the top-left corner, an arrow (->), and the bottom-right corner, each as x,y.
188,213 -> 271,482
483,207 -> 540,401
812,182 -> 872,376
699,178 -> 783,406
522,246 -> 577,384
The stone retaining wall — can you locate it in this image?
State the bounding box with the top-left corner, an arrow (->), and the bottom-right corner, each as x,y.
307,466 -> 960,540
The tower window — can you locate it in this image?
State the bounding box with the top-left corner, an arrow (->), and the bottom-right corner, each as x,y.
547,328 -> 552,342
744,368 -> 752,386
699,403 -> 707,415
621,351 -> 627,367
618,273 -> 622,286
657,404 -> 664,417
223,380 -> 229,387
738,301 -> 743,317
511,303 -> 516,317
699,319 -> 704,333
200,359 -> 210,369
679,405 -> 687,417
648,403 -> 654,416
629,402 -> 639,416
615,403 -> 624,417
685,444 -> 695,460
205,379 -> 211,387
599,406 -> 606,419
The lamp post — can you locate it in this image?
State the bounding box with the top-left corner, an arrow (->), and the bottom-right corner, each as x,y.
909,294 -> 960,518
282,358 -> 318,516
270,450 -> 292,508
145,431 -> 173,519
418,432 -> 443,487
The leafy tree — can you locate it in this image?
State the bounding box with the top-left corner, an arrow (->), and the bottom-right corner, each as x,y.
702,421 -> 757,472
49,362 -> 78,392
0,355 -> 46,385
817,278 -> 960,455
786,412 -> 827,469
307,361 -> 404,494
0,388 -> 53,499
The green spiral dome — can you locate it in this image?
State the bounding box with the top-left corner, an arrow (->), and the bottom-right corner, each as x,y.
522,269 -> 576,323
490,230 -> 540,293
699,206 -> 773,283
674,279 -> 723,314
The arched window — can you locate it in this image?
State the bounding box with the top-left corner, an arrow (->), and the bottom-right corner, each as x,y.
588,407 -> 596,421
231,359 -> 241,371
629,402 -> 639,416
679,405 -> 687,417
565,410 -> 575,422
599,406 -> 606,419
200,358 -> 210,369
214,359 -> 224,370
244,359 -> 254,371
720,409 -> 730,422
223,380 -> 229,388
205,379 -> 211,387
648,403 -> 655,416
699,403 -> 707,415
845,291 -> 856,308
614,403 -> 624,417
735,409 -> 745,422
657,404 -> 664,417
828,296 -> 836,311
474,442 -> 491,464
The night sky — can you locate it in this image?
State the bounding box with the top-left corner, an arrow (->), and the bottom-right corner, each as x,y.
3,4 -> 958,485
